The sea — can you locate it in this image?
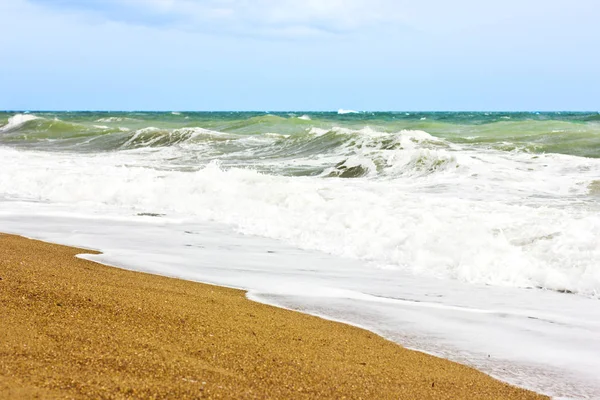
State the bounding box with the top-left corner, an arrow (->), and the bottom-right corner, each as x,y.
1,111 -> 599,398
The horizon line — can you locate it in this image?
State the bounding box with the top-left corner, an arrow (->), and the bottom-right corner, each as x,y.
2,110 -> 598,113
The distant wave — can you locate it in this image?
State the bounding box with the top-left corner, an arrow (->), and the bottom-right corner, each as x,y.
95,117 -> 135,123
338,109 -> 359,115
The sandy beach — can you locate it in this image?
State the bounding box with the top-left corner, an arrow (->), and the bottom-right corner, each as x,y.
0,233 -> 546,399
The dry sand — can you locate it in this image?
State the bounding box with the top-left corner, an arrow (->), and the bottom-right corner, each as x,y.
0,233 -> 547,399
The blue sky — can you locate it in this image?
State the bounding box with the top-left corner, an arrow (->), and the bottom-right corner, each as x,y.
1,0 -> 598,111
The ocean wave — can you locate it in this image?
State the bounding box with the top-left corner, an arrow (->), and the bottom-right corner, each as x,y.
338,109 -> 359,114
296,127 -> 457,178
0,114 -> 40,132
120,127 -> 239,149
117,126 -> 460,179
111,125 -> 459,179
0,115 -> 132,148
95,117 -> 136,123
585,113 -> 600,121
3,112 -> 599,158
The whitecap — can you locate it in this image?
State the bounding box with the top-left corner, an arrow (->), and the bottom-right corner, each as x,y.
0,114 -> 40,133
96,117 -> 133,123
338,109 -> 359,115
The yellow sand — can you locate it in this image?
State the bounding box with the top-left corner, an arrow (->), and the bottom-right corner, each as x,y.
0,234 -> 547,399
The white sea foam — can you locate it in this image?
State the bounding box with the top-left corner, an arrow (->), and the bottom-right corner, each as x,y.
96,117 -> 131,123
298,114 -> 311,120
307,127 -> 329,136
338,109 -> 359,114
0,140 -> 598,297
262,132 -> 289,138
0,114 -> 39,132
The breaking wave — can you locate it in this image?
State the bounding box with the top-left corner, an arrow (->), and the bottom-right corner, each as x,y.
0,113 -> 40,132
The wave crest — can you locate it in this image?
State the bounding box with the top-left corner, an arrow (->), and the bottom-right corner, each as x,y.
0,114 -> 40,133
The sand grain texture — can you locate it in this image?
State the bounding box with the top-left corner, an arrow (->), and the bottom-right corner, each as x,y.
0,234 -> 547,399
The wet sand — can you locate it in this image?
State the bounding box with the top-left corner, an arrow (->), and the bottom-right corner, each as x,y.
0,233 -> 546,399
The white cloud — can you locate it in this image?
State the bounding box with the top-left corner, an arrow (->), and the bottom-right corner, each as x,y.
24,0 -> 600,40
27,0 -> 408,36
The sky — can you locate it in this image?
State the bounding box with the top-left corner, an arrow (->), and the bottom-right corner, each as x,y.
0,0 -> 598,111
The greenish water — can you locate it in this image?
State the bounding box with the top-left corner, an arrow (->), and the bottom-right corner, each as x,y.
1,111 -> 599,159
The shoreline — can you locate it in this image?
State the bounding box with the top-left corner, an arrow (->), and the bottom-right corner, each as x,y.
0,233 -> 547,399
